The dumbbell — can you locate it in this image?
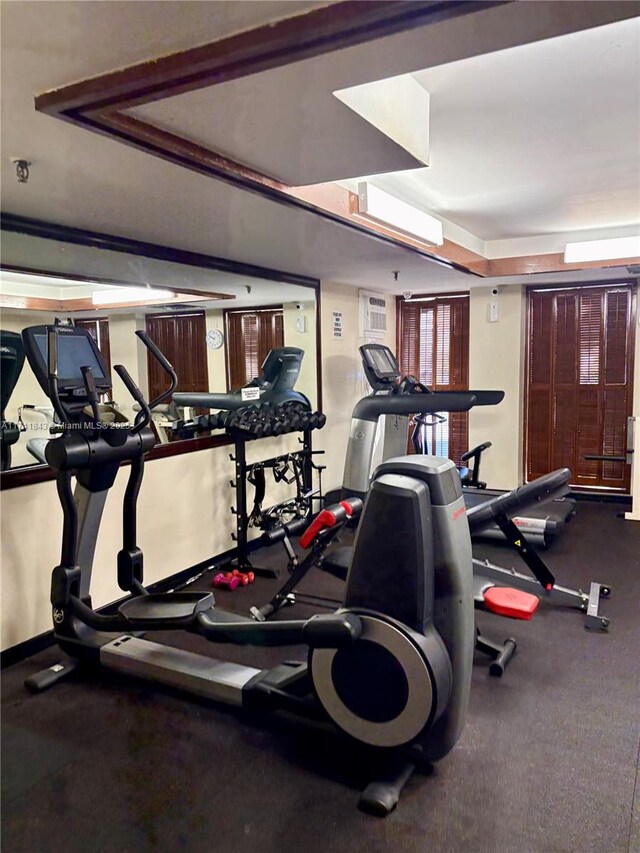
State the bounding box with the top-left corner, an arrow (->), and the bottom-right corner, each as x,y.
256,416 -> 274,438
281,402 -> 308,430
229,569 -> 255,586
291,404 -> 312,431
270,411 -> 291,435
215,410 -> 236,430
212,572 -> 239,590
224,407 -> 257,433
242,409 -> 273,438
310,411 -> 327,430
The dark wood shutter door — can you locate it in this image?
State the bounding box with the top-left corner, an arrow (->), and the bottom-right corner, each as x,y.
602,288 -> 633,488
145,312 -> 208,401
397,294 -> 470,465
551,293 -> 579,473
526,284 -> 635,490
447,298 -> 470,465
527,292 -> 553,477
399,301 -> 420,379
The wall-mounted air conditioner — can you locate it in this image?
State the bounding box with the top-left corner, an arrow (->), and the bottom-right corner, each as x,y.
360,290 -> 388,339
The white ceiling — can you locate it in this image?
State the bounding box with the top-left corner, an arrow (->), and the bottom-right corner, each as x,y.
342,17 -> 640,247
1,1 -> 639,293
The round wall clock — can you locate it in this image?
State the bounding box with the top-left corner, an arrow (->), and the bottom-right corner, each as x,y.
206,328 -> 224,349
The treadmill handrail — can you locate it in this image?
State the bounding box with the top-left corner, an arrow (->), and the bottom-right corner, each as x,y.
465,390 -> 505,406
466,468 -> 572,534
352,392 -> 477,423
173,391 -> 248,411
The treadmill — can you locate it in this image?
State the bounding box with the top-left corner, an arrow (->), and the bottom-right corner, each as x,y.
342,344 -> 503,500
462,484 -> 575,546
354,344 -> 575,547
173,347 -> 310,412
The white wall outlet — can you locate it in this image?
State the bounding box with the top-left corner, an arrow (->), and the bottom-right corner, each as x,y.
295,315 -> 307,333
488,300 -> 500,323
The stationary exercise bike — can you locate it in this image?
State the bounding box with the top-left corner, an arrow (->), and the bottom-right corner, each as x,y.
22,324 -> 477,815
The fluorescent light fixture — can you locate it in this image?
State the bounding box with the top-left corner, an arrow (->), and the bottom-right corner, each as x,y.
92,287 -> 173,306
564,235 -> 640,263
357,182 -> 443,246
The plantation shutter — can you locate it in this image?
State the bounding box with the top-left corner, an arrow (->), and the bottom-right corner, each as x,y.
145,312 -> 208,401
398,294 -> 470,465
74,317 -> 112,400
226,308 -> 284,389
526,284 -> 635,490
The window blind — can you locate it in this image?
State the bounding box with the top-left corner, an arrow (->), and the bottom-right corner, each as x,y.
145,312 -> 208,402
226,308 -> 284,388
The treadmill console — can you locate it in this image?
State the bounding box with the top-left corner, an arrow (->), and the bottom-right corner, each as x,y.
22,325 -> 112,404
359,344 -> 401,391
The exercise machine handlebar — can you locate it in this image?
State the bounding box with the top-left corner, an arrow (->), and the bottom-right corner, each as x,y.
352,392 -> 477,423
299,498 -> 362,548
135,330 -> 178,411
261,497 -> 363,547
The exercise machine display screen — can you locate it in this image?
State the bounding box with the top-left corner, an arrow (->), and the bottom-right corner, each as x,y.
34,332 -> 106,380
361,345 -> 399,379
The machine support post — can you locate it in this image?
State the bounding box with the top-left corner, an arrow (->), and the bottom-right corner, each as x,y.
493,514 -> 556,589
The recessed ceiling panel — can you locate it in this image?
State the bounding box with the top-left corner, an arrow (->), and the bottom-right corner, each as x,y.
127,70 -> 423,185
374,17 -> 640,241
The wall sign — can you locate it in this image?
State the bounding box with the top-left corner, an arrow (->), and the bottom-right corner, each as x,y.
332,311 -> 343,339
241,387 -> 261,402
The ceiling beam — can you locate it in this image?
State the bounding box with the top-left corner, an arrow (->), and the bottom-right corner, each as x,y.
29,0 -> 640,280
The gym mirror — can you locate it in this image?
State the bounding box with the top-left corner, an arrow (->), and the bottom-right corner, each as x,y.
0,218 -> 320,479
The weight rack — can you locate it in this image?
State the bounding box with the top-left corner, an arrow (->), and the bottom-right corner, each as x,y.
227,427 -> 325,578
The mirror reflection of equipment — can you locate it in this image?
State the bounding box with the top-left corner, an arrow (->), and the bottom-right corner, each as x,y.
0,331 -> 26,470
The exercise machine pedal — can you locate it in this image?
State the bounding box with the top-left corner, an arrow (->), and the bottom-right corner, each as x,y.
118,592 -> 214,625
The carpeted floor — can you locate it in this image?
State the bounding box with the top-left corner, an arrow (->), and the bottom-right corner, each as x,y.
2,500 -> 639,853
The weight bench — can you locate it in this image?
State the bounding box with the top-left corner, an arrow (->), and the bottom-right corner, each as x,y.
254,521 -> 538,677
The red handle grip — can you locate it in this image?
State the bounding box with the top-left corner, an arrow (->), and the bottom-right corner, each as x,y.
300,509 -> 337,548
300,500 -> 356,549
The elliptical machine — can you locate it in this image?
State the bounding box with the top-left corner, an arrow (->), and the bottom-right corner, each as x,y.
0,330 -> 26,470
22,324 -> 476,815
